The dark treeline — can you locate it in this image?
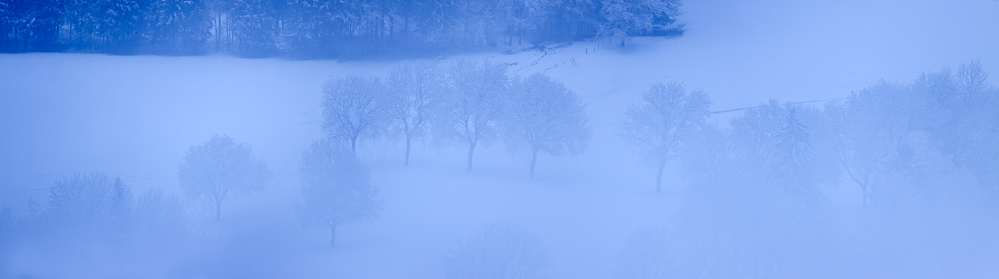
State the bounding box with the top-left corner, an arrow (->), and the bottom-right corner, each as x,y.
0,0 -> 684,58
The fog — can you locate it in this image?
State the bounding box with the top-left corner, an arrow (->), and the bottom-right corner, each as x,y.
2,0 -> 998,278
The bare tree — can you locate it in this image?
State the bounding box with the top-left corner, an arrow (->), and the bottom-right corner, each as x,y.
443,225 -> 552,279
178,134 -> 269,221
434,61 -> 508,172
322,75 -> 391,154
386,61 -> 443,166
621,82 -> 710,194
826,80 -> 919,207
615,227 -> 687,279
296,139 -> 381,248
504,73 -> 591,178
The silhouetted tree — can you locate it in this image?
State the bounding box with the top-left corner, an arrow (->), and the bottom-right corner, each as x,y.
826,80 -> 921,207
178,134 -> 269,221
434,61 -> 507,172
504,73 -> 591,178
296,139 -> 381,247
621,82 -> 710,194
386,61 -> 443,166
322,75 -> 392,154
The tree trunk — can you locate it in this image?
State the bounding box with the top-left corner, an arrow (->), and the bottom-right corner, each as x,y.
215,201 -> 222,222
861,183 -> 868,209
466,141 -> 477,172
404,136 -> 412,166
351,136 -> 358,154
529,148 -> 539,179
330,223 -> 338,248
655,161 -> 666,195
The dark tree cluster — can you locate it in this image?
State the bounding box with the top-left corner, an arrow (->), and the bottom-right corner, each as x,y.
0,0 -> 684,57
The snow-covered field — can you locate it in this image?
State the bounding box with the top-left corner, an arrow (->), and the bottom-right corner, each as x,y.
1,0 -> 997,278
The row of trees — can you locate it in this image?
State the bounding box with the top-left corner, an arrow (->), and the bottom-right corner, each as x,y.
0,0 -> 684,57
178,134 -> 381,247
323,60 -> 591,178
604,62 -> 999,278
0,134 -> 380,249
619,61 -> 998,209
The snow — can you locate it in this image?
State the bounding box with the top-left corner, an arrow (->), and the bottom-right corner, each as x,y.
1,0 -> 998,277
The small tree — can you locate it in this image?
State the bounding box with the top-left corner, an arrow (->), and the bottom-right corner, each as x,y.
434,61 -> 508,172
0,207 -> 13,230
504,73 -> 591,178
386,61 -> 443,166
621,82 -> 711,194
615,227 -> 686,279
322,75 -> 391,154
296,139 -> 381,248
443,225 -> 552,279
47,172 -> 133,228
178,134 -> 269,221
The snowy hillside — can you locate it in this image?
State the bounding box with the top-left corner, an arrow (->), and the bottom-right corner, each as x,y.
1,0 -> 998,278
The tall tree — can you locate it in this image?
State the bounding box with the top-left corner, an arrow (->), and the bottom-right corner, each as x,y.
435,61 -> 508,172
924,61 -> 999,193
386,61 -> 443,166
621,82 -> 710,194
296,139 -> 381,248
504,72 -> 591,178
826,80 -> 920,207
321,75 -> 391,154
769,107 -> 820,198
178,134 -> 269,221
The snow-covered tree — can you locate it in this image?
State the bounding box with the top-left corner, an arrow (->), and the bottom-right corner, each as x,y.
322,75 -> 392,154
504,72 -> 591,178
434,61 -> 508,172
228,0 -> 280,56
178,134 -> 269,221
443,225 -> 552,279
386,61 -> 443,166
296,139 -> 381,248
47,172 -> 133,228
923,61 -> 999,193
769,107 -> 819,197
145,0 -> 212,54
621,82 -> 710,194
600,0 -> 682,44
826,80 -> 921,207
729,101 -> 834,200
